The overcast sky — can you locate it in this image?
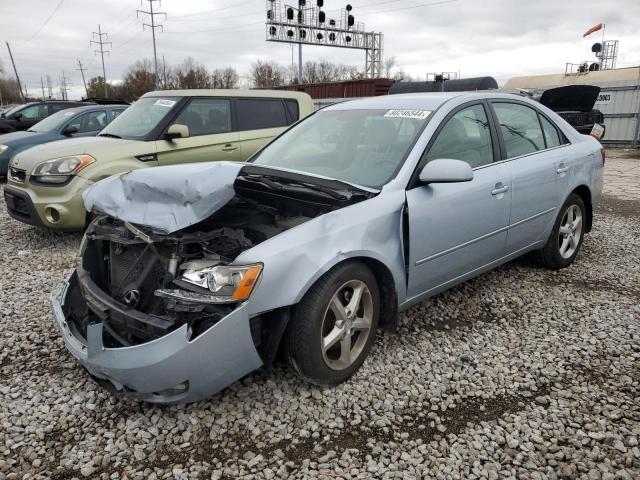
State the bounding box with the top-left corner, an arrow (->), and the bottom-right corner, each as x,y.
1,0 -> 639,100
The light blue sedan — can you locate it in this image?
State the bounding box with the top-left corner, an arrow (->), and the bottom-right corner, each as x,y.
52,92 -> 604,403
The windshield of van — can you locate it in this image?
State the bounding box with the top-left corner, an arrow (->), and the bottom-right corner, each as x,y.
251,108 -> 431,189
99,97 -> 179,140
29,109 -> 77,133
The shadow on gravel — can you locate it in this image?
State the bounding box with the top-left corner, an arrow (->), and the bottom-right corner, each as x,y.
597,195 -> 640,219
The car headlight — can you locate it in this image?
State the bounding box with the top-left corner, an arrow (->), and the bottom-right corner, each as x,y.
0,145 -> 8,155
181,263 -> 263,303
31,155 -> 95,184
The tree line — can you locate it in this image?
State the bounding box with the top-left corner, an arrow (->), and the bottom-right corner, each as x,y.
2,56 -> 410,104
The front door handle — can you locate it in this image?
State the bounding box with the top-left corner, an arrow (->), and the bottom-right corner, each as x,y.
491,183 -> 509,196
222,144 -> 238,152
557,164 -> 569,174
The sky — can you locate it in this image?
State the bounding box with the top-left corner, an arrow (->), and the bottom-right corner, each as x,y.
1,0 -> 639,100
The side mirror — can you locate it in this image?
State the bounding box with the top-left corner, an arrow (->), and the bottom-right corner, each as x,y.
165,124 -> 189,141
419,159 -> 474,184
61,125 -> 79,136
12,112 -> 22,120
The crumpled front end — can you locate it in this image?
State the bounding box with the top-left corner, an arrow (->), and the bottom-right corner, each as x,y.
51,272 -> 262,403
51,214 -> 277,403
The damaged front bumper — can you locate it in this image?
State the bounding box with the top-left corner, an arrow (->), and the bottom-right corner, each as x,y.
50,271 -> 263,404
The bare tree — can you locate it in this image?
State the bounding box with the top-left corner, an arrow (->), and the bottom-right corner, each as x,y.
211,67 -> 239,89
384,56 -> 397,78
119,59 -> 156,100
250,60 -> 285,88
175,57 -> 211,89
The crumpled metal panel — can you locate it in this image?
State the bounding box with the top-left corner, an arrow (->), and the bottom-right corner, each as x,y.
82,161 -> 245,233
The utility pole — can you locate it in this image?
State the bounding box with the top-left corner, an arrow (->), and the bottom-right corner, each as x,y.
46,76 -> 53,99
162,54 -> 167,89
59,72 -> 69,100
137,0 -> 166,90
91,24 -> 111,98
41,77 -> 46,100
5,42 -> 25,102
76,59 -> 89,99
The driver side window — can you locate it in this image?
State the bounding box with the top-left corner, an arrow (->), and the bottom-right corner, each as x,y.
425,104 -> 494,168
19,105 -> 47,120
67,110 -> 108,133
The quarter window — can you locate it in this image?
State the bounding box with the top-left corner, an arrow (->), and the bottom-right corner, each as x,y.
425,104 -> 494,168
236,99 -> 289,131
493,103 -> 545,158
539,115 -> 562,148
285,99 -> 300,122
173,98 -> 231,136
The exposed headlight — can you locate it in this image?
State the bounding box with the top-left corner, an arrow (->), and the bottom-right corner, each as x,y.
0,145 -> 8,155
181,263 -> 263,303
32,155 -> 95,184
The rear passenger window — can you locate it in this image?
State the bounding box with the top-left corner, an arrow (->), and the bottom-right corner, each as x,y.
285,99 -> 300,122
493,103 -> 545,158
173,98 -> 231,136
236,99 -> 289,131
539,115 -> 562,148
111,109 -> 126,121
426,104 -> 494,168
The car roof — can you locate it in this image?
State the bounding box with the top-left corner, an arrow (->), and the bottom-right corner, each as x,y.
324,91 -> 532,111
143,89 -> 310,100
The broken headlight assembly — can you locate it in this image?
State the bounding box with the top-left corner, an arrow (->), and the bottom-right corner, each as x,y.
31,154 -> 95,184
156,263 -> 263,305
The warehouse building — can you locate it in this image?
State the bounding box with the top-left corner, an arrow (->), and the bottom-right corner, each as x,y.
504,67 -> 640,147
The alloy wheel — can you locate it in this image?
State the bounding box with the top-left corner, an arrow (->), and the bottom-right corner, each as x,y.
320,280 -> 373,371
558,204 -> 583,259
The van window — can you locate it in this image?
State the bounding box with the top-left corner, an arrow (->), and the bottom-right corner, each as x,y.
173,98 -> 231,136
285,99 -> 300,122
236,98 -> 289,131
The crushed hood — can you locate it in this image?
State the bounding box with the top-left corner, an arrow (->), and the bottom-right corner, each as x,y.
539,85 -> 601,113
83,161 -> 245,234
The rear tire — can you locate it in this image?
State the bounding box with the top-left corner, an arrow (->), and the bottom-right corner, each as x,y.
534,193 -> 586,270
285,262 -> 380,386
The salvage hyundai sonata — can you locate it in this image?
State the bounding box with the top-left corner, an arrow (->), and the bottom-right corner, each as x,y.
51,92 -> 604,403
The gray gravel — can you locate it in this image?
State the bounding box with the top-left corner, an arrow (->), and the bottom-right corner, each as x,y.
0,188 -> 638,480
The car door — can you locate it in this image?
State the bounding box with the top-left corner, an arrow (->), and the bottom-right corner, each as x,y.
490,101 -> 571,254
234,98 -> 293,160
406,102 -> 512,299
156,97 -> 241,165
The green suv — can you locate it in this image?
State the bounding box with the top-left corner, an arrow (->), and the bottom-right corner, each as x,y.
4,89 -> 313,230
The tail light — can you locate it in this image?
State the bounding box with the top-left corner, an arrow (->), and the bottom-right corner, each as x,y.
600,148 -> 606,165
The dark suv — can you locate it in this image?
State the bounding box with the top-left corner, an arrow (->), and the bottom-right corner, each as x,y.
0,101 -> 91,134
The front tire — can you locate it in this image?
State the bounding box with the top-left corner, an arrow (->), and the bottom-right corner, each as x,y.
285,262 -> 380,386
534,193 -> 586,269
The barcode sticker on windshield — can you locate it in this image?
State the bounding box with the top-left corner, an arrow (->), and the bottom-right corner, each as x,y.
154,99 -> 176,108
384,109 -> 431,120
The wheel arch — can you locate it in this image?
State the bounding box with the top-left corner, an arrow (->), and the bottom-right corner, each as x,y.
571,184 -> 593,232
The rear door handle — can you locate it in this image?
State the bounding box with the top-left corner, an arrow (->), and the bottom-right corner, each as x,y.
222,144 -> 238,152
491,184 -> 509,196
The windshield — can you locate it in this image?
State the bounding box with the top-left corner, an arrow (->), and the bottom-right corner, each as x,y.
251,108 -> 430,189
29,109 -> 77,133
99,97 -> 179,140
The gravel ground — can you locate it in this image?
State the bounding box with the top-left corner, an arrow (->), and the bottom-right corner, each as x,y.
1,176 -> 639,479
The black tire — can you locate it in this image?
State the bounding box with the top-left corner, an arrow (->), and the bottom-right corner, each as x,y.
534,193 -> 586,270
284,262 -> 380,386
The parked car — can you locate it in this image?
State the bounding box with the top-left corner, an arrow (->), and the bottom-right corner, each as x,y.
0,101 -> 91,134
50,92 -> 604,403
0,104 -> 128,178
4,89 -> 313,230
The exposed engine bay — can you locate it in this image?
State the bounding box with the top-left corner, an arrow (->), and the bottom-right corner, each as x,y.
64,167 -> 374,349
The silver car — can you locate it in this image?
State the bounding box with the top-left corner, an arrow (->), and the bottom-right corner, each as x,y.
51,92 -> 604,403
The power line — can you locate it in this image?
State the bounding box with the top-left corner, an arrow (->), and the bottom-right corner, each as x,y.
137,0 -> 166,90
164,20 -> 264,35
359,0 -> 460,16
91,24 -> 112,98
28,0 -> 65,41
170,0 -> 254,19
